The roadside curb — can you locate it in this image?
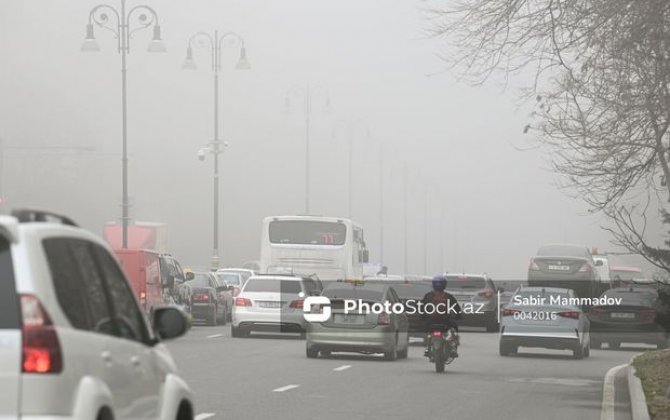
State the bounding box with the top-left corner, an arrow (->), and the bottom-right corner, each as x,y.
628,354 -> 651,420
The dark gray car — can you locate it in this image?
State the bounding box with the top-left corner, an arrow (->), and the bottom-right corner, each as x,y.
527,244 -> 599,299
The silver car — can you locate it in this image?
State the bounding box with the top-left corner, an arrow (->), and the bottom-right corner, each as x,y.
231,275 -> 321,337
499,287 -> 591,359
305,282 -> 410,361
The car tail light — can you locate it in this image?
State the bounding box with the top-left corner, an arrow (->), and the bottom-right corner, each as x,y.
502,308 -> 521,317
20,294 -> 62,374
140,291 -> 147,308
235,297 -> 252,307
478,289 -> 494,298
377,312 -> 391,325
558,311 -> 580,319
431,330 -> 442,337
639,309 -> 656,322
289,299 -> 304,309
578,263 -> 592,273
589,307 -> 607,318
528,259 -> 539,271
193,293 -> 209,302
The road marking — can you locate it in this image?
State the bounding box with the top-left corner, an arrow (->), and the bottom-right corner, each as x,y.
195,413 -> 215,420
273,384 -> 300,392
206,334 -> 223,339
333,365 -> 352,372
601,363 -> 627,420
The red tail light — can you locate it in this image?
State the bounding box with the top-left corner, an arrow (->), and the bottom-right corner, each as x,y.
431,330 -> 442,337
589,307 -> 607,318
377,312 -> 391,325
289,299 -> 304,309
528,259 -> 539,271
20,294 -> 62,374
639,309 -> 656,322
502,308 -> 521,317
578,263 -> 592,273
478,289 -> 494,298
193,293 -> 209,302
235,297 -> 252,307
558,311 -> 580,319
139,291 -> 147,308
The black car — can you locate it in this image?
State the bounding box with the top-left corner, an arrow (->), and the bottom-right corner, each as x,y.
364,279 -> 433,337
181,271 -> 230,326
528,243 -> 599,299
589,287 -> 669,349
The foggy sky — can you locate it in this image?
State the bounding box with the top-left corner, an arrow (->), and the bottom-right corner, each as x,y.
0,0 -> 653,279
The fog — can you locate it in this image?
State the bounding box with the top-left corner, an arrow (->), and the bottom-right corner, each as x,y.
0,0 -> 645,278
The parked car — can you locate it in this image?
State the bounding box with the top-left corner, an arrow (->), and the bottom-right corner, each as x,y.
181,271 -> 230,326
0,209 -> 193,420
527,243 -> 599,299
589,287 -> 669,349
305,281 -> 410,360
231,274 -> 322,337
114,249 -> 165,317
445,273 -> 500,332
500,287 -> 591,359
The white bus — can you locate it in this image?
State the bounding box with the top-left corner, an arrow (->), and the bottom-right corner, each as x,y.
259,215 -> 369,280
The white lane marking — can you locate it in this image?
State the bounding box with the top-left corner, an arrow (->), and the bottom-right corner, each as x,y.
206,334 -> 223,339
273,384 -> 300,393
333,365 -> 352,372
601,364 -> 627,420
195,413 -> 215,420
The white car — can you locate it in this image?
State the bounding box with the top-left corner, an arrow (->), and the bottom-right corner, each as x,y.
0,209 -> 194,420
231,274 -> 322,337
499,286 -> 591,359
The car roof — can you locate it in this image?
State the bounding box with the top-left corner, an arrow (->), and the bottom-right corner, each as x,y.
516,286 -> 572,293
247,274 -> 305,282
323,282 -> 389,292
610,266 -> 642,272
445,273 -> 489,279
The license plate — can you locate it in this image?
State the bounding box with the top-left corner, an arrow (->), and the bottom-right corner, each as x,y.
334,314 -> 365,324
547,265 -> 571,271
258,301 -> 282,309
610,312 -> 635,319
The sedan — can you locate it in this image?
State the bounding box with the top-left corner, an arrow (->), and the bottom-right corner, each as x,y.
499,287 -> 591,359
589,287 -> 668,349
527,243 -> 599,299
305,282 -> 409,360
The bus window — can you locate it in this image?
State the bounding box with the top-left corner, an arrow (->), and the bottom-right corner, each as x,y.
269,220 -> 346,245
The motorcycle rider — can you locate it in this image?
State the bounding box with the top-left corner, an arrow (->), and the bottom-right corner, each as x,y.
422,273 -> 462,358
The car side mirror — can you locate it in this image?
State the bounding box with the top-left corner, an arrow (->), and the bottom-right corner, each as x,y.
594,260 -> 604,267
152,307 -> 189,340
185,272 -> 194,281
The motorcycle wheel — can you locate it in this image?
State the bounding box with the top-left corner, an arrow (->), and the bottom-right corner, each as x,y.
434,350 -> 445,373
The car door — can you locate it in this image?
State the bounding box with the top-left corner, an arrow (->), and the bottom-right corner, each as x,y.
0,235 -> 20,418
43,238 -> 122,417
93,244 -> 162,419
388,288 -> 409,343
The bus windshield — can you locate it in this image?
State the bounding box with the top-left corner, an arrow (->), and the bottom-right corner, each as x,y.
269,220 -> 347,245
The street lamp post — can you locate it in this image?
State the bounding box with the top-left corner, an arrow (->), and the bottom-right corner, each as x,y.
285,85 -> 331,214
333,120 -> 370,219
81,0 -> 166,249
183,30 -> 249,271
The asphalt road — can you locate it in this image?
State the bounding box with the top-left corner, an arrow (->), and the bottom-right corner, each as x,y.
167,325 -> 642,420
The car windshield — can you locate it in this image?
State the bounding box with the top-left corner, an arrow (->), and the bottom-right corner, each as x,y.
244,279 -> 302,294
445,277 -> 487,289
610,269 -> 642,282
269,220 -> 347,245
537,245 -> 587,257
188,273 -> 212,288
216,273 -> 241,286
388,283 -> 432,299
322,286 -> 385,301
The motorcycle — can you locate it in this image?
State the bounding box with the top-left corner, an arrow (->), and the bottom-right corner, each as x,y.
425,324 -> 458,373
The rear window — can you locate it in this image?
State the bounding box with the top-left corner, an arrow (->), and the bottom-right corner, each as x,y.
244,279 -> 302,294
322,286 -> 384,301
189,273 -> 212,288
387,283 -> 432,299
537,245 -> 587,258
610,270 -> 642,282
445,276 -> 487,289
216,273 -> 241,286
0,236 -> 19,329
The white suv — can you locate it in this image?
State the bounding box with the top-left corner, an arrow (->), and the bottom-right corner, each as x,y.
0,210 -> 194,420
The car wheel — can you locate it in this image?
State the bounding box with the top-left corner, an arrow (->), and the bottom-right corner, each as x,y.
299,330 -> 307,340
320,350 -> 332,357
499,340 -> 514,356
384,345 -> 398,361
306,347 -> 318,358
232,325 -> 248,338
208,306 -> 217,326
573,343 -> 584,360
486,315 -> 500,332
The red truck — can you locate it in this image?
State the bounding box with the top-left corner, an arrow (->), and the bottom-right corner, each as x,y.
114,249 -> 165,316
